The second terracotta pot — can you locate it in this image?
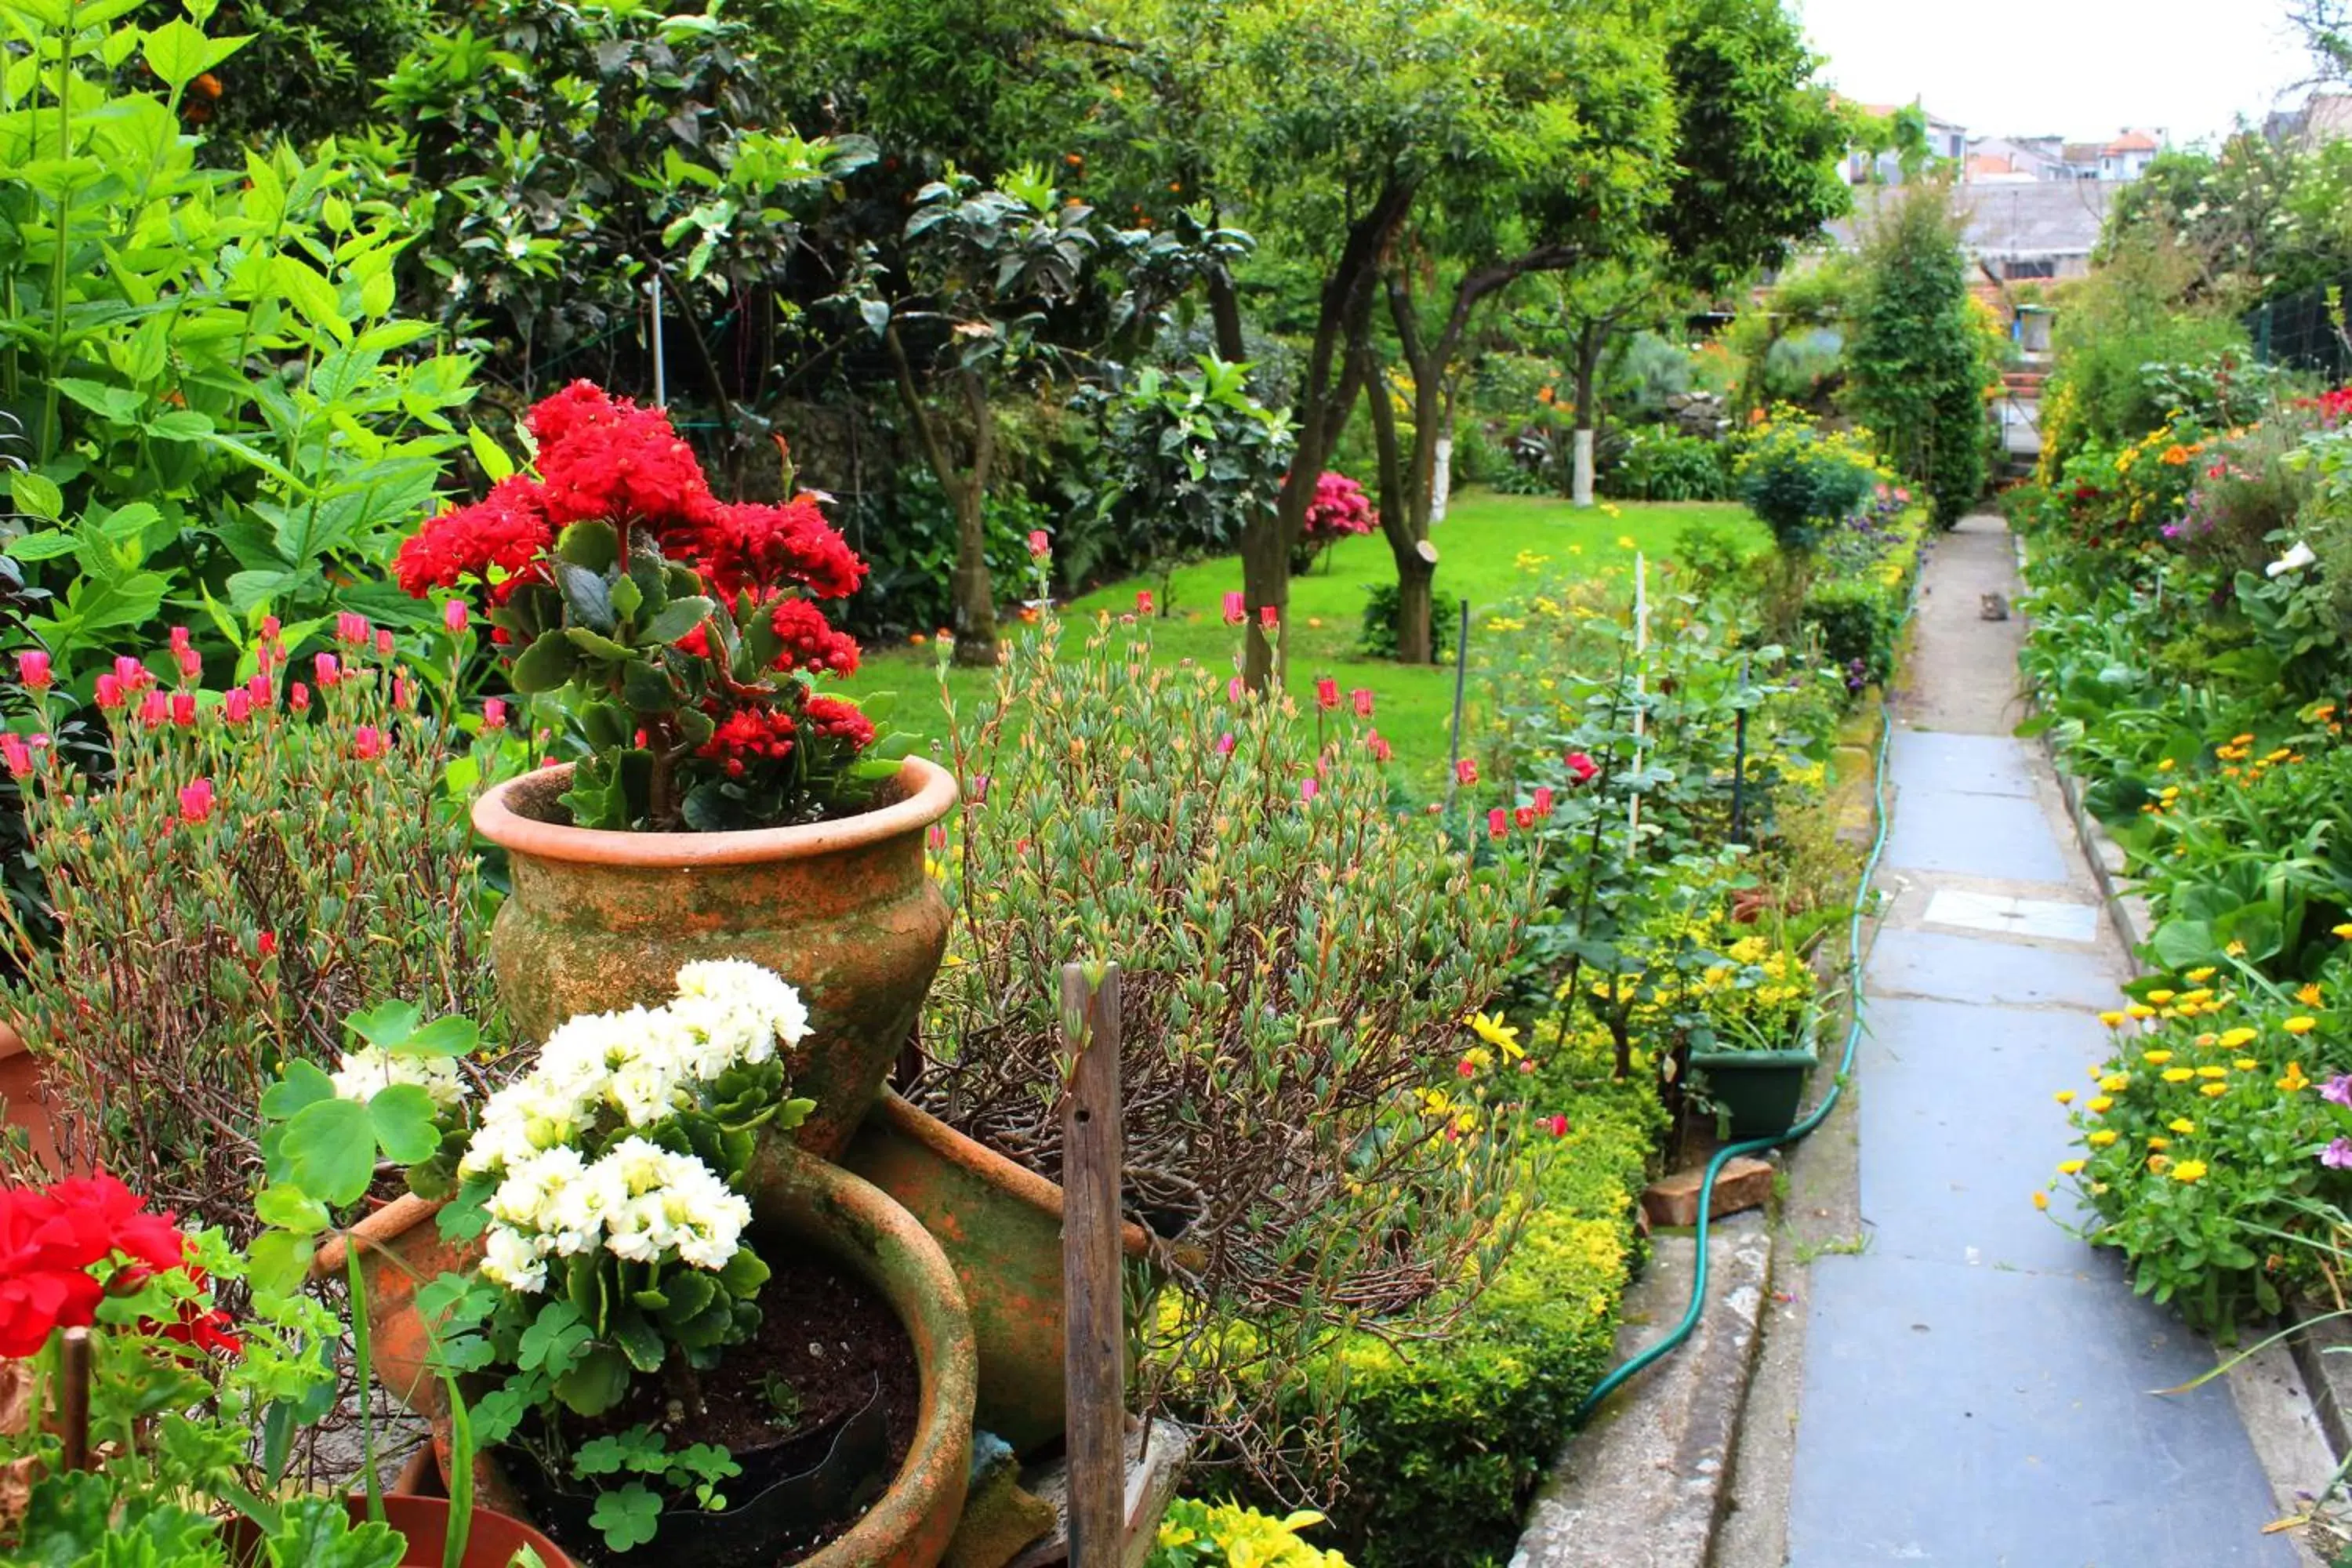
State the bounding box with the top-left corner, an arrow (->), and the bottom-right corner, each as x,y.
472,756 -> 957,1160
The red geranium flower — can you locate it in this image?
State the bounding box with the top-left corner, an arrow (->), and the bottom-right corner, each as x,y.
0,1175 -> 188,1358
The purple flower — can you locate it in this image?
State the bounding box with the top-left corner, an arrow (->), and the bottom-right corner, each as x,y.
2325,1074 -> 2352,1108
2324,1137 -> 2352,1170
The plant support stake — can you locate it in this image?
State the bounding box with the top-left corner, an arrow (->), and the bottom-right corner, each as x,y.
1628,553 -> 1650,850
1062,961 -> 1126,1568
651,273 -> 668,409
1446,597 -> 1471,829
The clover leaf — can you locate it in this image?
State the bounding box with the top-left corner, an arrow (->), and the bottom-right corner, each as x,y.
589,1484 -> 663,1553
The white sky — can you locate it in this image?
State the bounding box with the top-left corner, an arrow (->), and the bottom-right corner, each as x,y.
1795,0 -> 2314,148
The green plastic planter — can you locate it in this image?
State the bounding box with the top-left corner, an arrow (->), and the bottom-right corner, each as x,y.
1687,1037 -> 1820,1140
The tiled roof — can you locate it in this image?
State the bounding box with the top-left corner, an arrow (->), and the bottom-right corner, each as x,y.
2106,130 -> 2159,153
1824,181 -> 2118,260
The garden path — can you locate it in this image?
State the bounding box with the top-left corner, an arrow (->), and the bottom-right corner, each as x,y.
1769,515 -> 2314,1566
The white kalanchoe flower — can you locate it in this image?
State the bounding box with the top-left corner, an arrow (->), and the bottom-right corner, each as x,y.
330,1046 -> 470,1111
674,960 -> 809,1069
481,1223 -> 551,1294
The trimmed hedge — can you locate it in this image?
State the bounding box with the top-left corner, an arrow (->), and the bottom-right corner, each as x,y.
1299,1078 -> 1664,1568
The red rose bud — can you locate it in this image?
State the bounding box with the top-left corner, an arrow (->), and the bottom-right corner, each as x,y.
444,599 -> 469,633
1222,591 -> 1246,625
15,650 -> 51,691
1456,758 -> 1479,787
178,778 -> 215,822
1027,530 -> 1051,557
1487,807 -> 1508,840
1316,677 -> 1339,710
1515,805 -> 1536,829
481,698 -> 507,731
1352,688 -> 1374,718
1533,786 -> 1554,815
170,692 -> 196,727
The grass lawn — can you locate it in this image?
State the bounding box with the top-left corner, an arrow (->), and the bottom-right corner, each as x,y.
841,488 -> 1762,793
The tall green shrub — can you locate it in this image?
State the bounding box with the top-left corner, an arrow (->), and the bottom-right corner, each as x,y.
1844,182 -> 1995,527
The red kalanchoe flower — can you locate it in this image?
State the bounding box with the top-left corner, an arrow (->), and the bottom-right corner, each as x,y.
528,379 -> 622,447
698,706 -> 798,776
768,597 -> 861,677
800,694 -> 875,750
1301,471 -> 1377,549
394,477 -> 555,601
536,398 -> 713,531
691,498 -> 866,601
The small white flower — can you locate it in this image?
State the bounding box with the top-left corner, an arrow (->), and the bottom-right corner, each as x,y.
2268,540 -> 2318,577
481,1224 -> 550,1294
329,1047 -> 470,1110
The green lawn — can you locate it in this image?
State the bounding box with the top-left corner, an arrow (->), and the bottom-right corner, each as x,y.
844,489 -> 1761,792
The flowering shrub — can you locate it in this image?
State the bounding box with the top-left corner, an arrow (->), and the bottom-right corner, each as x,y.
0,619 -> 496,1230
916,599 -> 1551,1494
257,962 -> 813,1552
1732,408 -> 1886,557
398,381 -> 891,831
1149,1499 -> 1350,1568
1293,470 -> 1375,571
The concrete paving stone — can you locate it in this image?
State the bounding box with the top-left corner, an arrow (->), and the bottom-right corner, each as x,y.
1865,927 -> 2125,1013
1786,1256 -> 2299,1568
1888,729 -> 2038,799
1922,887 -> 2102,944
1882,786 -> 2073,883
1855,997 -> 2109,1273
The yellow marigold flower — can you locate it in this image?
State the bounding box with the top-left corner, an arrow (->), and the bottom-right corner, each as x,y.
2281,1062 -> 2312,1092
2268,748 -> 2292,763
2336,924 -> 2352,940
2147,1153 -> 2172,1173
2147,990 -> 2176,1006
2220,1027 -> 2259,1049
2058,1159 -> 2085,1175
2158,757 -> 2177,773
2099,1073 -> 2131,1092
2126,1004 -> 2155,1019
2231,733 -> 2256,746
2234,1058 -> 2259,1072
2169,1118 -> 2196,1134
2053,1090 -> 2077,1105
2195,1065 -> 2228,1079
2088,1095 -> 2115,1112
2183,988 -> 2213,1004
2031,1190 -> 2050,1210
2200,1082 -> 2229,1098
2161,1068 -> 2195,1084
2142,1050 -> 2174,1065
2098,1010 -> 2125,1029
2172,1160 -> 2209,1183
1469,1011 -> 1525,1060
2089,1129 -> 2119,1146
2147,1136 -> 2171,1151
2187,967 -> 2216,982
2227,940 -> 2249,956
2285,1016 -> 2318,1035
2299,984 -> 2325,1007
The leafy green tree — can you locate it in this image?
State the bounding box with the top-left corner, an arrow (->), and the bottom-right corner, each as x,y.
1844,180 -> 1997,527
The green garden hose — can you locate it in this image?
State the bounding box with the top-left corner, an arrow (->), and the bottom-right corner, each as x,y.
1569,670 -> 1900,1427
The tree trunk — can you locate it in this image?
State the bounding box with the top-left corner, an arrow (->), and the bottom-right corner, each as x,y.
949,368 -> 999,666
1572,321 -> 1602,509
1362,341 -> 1435,665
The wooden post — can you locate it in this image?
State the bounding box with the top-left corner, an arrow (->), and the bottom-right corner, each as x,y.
1062,961 -> 1125,1568
59,1326 -> 91,1473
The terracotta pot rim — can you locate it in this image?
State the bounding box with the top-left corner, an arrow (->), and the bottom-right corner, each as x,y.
472,755 -> 957,869
0,1022 -> 23,1061
873,1091 -> 1153,1260
316,1192 -> 442,1279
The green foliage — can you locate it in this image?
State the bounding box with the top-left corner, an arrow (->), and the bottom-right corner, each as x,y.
1085,354 -> 1297,579
1149,1500 -> 1350,1568
1358,582 -> 1457,662
2036,241 -> 2253,472
17,1478 -> 404,1568
1733,415 -> 1879,555
1801,578 -> 1903,687
1606,427 -> 1731,503
0,0 -> 478,677
1842,183 -> 1996,527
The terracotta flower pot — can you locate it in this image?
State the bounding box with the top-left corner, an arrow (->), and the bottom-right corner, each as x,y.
0,1022 -> 69,1178
471,757 -> 957,1159
844,1091 -> 1155,1455
224,1492 -> 574,1566
328,1142 -> 978,1568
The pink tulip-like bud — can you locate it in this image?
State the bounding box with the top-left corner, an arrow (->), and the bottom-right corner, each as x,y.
1533,786 -> 1554,815
927,823 -> 948,850
170,692 -> 196,727
1258,604 -> 1279,630
289,682 -> 310,713
222,689 -> 252,724
114,655 -> 147,691
168,626 -> 192,655
138,691 -> 168,727
376,629 -> 394,659
174,646 -> 201,683
1222,591 -> 1246,625
1300,778 -> 1319,803
1515,805 -> 1537,829
95,674 -> 124,710
1351,688 -> 1373,718
968,774 -> 990,804
481,698 -> 507,731
1215,732 -> 1236,757
1229,676 -> 1245,703
353,725 -> 387,760
1487,807 -> 1508,840
1456,758 -> 1479,787
1315,677 -> 1339,710
1027,530 -> 1051,557
443,599 -> 470,633
1135,590 -> 1153,616
1564,750 -> 1599,784
0,735 -> 31,779
1547,1115 -> 1569,1138
393,675 -> 412,710
1367,733 -> 1392,763
260,615 -> 281,644
246,672 -> 272,709
314,653 -> 340,688
177,778 -> 215,823
336,612 -> 368,646
15,651 -> 51,691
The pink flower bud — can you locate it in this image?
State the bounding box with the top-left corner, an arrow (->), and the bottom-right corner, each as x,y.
1515,805 -> 1537,829
443,599 -> 469,633
335,612 -> 368,646
1367,733 -> 1392,763
1027,530 -> 1051,557
257,930 -> 278,958
481,698 -> 507,731
1456,758 -> 1479,787
393,675 -> 411,710
1315,677 -> 1339,710
95,674 -> 124,710
376,629 -> 394,659
1487,807 -> 1508,840
968,774 -> 990,804
170,692 -> 196,727
222,689 -> 252,724
1229,676 -> 1245,703
1533,786 -> 1554,815
138,691 -> 168,728
0,735 -> 31,779
174,646 -> 201,683
927,823 -> 948,850
168,626 -> 191,655
114,655 -> 147,691
1222,591 -> 1246,625
1215,732 -> 1236,757
1136,590 -> 1154,616
353,725 -> 387,760
1457,1058 -> 1476,1079
289,682 -> 310,713
1351,688 -> 1374,718
15,651 -> 51,691
1258,604 -> 1279,630
1300,778 -> 1319,803
177,778 -> 215,823
1547,1114 -> 1569,1138
260,615 -> 281,644
314,653 -> 340,688
246,672 -> 272,709
1564,751 -> 1599,785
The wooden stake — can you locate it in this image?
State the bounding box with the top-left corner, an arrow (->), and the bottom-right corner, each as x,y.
1062,961 -> 1125,1568
58,1327 -> 90,1473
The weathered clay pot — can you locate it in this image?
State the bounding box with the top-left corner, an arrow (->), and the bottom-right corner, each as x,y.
472,757 -> 957,1160
0,1022 -> 69,1178
225,1494 -> 574,1568
844,1091 -> 1153,1455
328,1142 -> 978,1568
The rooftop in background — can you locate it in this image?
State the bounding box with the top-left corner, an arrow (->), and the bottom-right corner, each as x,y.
1821,181 -> 2118,281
